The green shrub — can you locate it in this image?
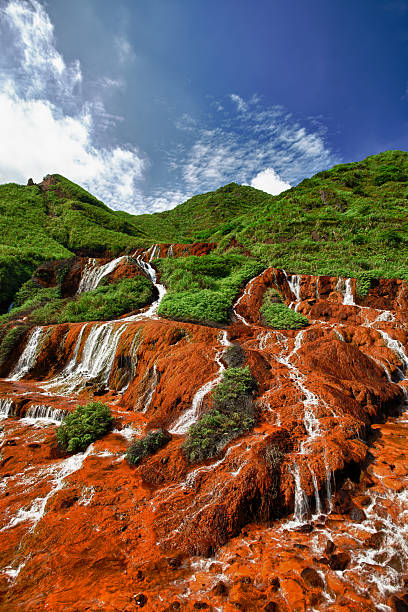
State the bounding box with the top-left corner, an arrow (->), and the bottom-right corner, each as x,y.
2,276 -> 154,326
0,325 -> 29,371
374,165 -> 406,186
212,366 -> 257,409
57,276 -> 154,323
260,291 -> 309,329
56,402 -> 114,453
157,254 -> 264,324
183,366 -> 257,463
126,429 -> 171,466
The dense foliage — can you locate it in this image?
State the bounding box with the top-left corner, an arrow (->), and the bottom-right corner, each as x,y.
0,175 -> 149,310
56,402 -> 114,453
157,253 -> 264,324
260,289 -> 309,329
183,367 -> 257,463
126,429 -> 171,466
2,151 -> 408,314
0,325 -> 29,373
1,276 -> 154,325
127,182 -> 266,243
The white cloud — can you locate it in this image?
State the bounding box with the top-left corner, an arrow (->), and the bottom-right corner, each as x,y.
0,1 -> 338,216
230,93 -> 248,112
115,35 -> 136,65
0,0 -> 146,213
250,168 -> 291,195
167,96 -> 337,201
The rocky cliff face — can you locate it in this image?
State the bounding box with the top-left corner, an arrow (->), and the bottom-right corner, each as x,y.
1,248 -> 408,611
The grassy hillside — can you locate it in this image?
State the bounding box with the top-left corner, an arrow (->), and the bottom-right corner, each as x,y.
0,175 -> 149,310
128,183 -> 268,243
2,150 -> 408,321
205,150 -> 408,289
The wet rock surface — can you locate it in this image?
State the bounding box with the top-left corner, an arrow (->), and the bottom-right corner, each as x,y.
1,256 -> 408,610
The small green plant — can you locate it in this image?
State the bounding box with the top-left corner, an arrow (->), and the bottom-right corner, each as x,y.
260,290 -> 308,329
56,402 -> 114,453
183,366 -> 257,463
126,429 -> 171,466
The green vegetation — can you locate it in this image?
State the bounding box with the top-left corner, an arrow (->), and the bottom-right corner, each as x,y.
1,276 -> 154,325
2,151 -> 408,315
129,182 -> 267,243
183,367 -> 257,463
138,150 -> 408,293
260,288 -> 309,329
126,429 -> 171,466
157,253 -> 264,324
56,402 -> 114,453
0,175 -> 149,310
0,325 -> 28,373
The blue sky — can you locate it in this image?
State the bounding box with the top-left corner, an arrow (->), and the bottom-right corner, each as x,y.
0,0 -> 407,213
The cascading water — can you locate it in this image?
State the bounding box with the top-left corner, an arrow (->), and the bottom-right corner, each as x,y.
9,327 -> 43,381
146,244 -> 161,262
130,254 -> 167,320
336,277 -> 355,306
377,329 -> 408,376
23,405 -> 67,424
169,331 -> 231,434
232,275 -> 260,326
310,467 -> 322,515
282,270 -> 302,304
45,322 -> 126,394
77,256 -> 126,294
291,462 -> 310,522
142,364 -> 158,413
1,441 -> 96,571
0,399 -> 15,419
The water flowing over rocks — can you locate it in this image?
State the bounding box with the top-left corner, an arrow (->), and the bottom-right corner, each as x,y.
2,255 -> 408,610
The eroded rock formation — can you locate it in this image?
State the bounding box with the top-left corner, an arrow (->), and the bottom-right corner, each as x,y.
1,252 -> 408,610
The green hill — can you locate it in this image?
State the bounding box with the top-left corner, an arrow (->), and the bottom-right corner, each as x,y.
0,174 -> 150,310
128,182 -> 268,242
1,150 -> 408,316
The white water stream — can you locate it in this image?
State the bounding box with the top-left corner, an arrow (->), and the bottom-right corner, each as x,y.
9,327 -> 44,381
169,331 -> 232,434
77,256 -> 126,294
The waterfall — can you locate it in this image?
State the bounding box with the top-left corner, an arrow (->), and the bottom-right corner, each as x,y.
291,462 -> 309,522
232,275 -> 260,326
9,327 -> 43,381
146,244 -> 161,262
377,329 -> 408,375
324,451 -> 334,513
77,256 -> 126,294
142,364 -> 158,413
167,244 -> 174,257
343,278 -> 355,305
310,467 -> 322,515
23,405 -> 68,423
45,322 -> 126,393
0,399 -> 15,419
169,331 -> 231,434
283,270 -> 301,302
300,408 -> 321,453
130,255 -> 167,320
336,277 -> 355,305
